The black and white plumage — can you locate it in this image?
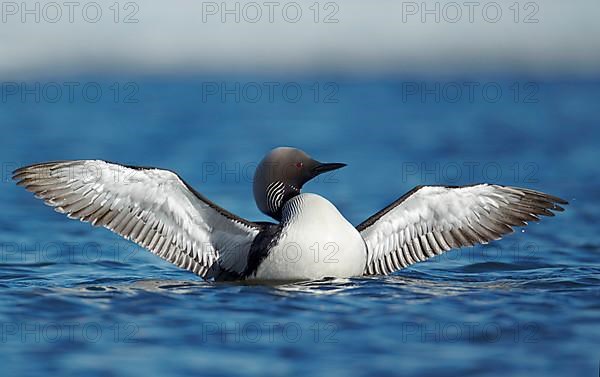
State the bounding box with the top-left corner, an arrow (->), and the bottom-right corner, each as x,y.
265,181 -> 285,215
357,184 -> 567,276
13,160 -> 261,280
13,148 -> 567,282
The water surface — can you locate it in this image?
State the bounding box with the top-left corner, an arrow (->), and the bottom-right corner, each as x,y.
1,76 -> 598,377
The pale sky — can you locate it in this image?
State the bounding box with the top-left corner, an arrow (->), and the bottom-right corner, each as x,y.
1,0 -> 599,78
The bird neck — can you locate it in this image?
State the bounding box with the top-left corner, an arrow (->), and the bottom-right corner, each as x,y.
264,181 -> 300,221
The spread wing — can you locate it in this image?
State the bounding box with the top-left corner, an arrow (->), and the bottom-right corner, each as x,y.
13,160 -> 263,280
357,184 -> 567,276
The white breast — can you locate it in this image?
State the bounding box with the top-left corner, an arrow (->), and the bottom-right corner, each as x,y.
252,193 -> 367,281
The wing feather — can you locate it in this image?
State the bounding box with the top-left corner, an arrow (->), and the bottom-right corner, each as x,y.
13,160 -> 262,279
357,184 -> 567,276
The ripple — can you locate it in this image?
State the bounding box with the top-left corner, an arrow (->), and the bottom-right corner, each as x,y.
456,261 -> 551,273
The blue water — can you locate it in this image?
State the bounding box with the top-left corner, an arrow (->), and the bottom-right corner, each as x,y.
1,76 -> 599,377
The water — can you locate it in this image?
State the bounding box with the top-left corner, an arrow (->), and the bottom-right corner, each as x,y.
1,76 -> 599,377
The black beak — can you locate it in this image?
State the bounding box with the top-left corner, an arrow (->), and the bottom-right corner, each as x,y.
312,162 -> 347,175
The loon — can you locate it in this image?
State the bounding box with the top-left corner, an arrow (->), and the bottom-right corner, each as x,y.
13,147 -> 567,282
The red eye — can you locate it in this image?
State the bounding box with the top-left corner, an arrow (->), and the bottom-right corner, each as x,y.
295,162 -> 303,169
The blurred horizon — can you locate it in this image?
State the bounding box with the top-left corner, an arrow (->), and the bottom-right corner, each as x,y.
2,0 -> 599,80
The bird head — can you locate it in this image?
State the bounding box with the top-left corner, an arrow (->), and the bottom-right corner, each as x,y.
253,147 -> 346,220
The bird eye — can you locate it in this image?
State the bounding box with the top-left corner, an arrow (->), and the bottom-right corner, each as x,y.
295,162 -> 303,169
